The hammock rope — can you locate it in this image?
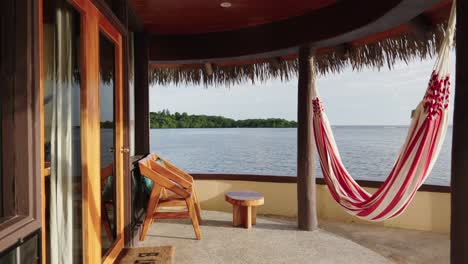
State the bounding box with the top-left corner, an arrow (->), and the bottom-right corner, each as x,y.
311,1 -> 456,221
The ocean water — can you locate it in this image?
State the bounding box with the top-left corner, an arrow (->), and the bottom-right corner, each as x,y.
150,127 -> 452,186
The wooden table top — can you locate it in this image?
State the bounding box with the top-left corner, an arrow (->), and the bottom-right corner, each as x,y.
225,191 -> 264,206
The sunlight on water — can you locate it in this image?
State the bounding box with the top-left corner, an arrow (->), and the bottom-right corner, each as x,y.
150,127 -> 452,186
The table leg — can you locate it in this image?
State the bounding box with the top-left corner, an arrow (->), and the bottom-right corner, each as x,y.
245,206 -> 252,229
252,206 -> 257,225
233,205 -> 243,227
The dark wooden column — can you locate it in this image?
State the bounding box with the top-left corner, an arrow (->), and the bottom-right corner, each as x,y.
297,46 -> 318,231
451,0 -> 468,263
134,32 -> 150,155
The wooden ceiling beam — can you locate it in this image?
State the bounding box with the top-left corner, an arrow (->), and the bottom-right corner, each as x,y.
147,0 -> 442,64
409,14 -> 433,39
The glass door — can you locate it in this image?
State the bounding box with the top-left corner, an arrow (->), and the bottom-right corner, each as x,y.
41,0 -> 125,263
97,13 -> 125,264
99,31 -> 123,259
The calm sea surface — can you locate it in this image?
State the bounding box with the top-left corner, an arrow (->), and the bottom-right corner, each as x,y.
150,127 -> 452,186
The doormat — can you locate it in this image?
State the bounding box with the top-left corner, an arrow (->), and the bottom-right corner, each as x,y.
117,246 -> 175,264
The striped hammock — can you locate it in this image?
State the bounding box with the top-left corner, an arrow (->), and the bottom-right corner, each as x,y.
311,2 -> 456,221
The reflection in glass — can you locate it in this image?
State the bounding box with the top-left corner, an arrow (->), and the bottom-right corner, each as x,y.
129,33 -> 135,157
100,33 -> 117,255
43,0 -> 82,262
0,234 -> 39,263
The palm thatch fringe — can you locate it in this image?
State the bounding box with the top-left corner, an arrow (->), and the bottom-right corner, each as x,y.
149,23 -> 450,87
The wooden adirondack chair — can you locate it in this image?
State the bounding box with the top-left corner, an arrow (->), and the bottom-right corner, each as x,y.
138,154 -> 202,240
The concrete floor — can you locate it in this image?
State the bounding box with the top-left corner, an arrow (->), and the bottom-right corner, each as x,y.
321,221 -> 449,264
136,211 -> 449,264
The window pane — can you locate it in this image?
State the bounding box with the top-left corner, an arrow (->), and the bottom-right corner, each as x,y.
100,33 -> 117,256
43,0 -> 83,262
129,33 -> 135,157
0,233 -> 39,264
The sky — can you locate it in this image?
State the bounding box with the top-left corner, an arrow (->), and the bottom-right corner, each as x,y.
149,52 -> 455,126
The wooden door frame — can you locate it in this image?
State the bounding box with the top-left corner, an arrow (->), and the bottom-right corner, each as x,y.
39,0 -> 125,262
98,8 -> 125,264
71,0 -> 125,262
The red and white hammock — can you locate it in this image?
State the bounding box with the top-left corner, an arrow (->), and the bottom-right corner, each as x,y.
312,3 -> 456,221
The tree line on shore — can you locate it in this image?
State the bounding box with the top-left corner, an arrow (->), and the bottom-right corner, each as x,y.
150,110 -> 297,128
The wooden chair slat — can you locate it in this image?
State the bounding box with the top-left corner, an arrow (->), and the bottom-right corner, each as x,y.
140,165 -> 191,198
153,211 -> 190,219
149,159 -> 193,189
162,160 -> 194,183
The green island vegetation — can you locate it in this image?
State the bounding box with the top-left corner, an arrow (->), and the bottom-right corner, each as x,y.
101,121 -> 115,128
150,110 -> 297,129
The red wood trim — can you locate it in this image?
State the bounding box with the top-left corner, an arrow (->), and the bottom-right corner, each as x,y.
190,173 -> 451,193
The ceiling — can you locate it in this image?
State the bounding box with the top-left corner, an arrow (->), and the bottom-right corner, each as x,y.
129,0 -> 336,34
128,0 -> 452,63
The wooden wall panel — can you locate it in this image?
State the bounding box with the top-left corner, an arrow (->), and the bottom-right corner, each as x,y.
0,0 -> 17,219
451,0 -> 468,262
0,0 -> 42,253
134,32 -> 150,155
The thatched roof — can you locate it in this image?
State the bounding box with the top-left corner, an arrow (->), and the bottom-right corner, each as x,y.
149,22 -> 449,87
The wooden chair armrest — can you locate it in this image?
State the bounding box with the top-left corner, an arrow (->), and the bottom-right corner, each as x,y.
150,160 -> 193,189
162,160 -> 194,183
139,161 -> 191,198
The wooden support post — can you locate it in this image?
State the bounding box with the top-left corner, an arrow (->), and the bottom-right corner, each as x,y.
451,0 -> 468,263
297,46 -> 318,231
134,32 -> 150,154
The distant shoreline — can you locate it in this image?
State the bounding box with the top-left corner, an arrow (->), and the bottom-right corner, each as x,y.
148,110 -> 454,129
150,110 -> 297,129
149,125 -> 454,129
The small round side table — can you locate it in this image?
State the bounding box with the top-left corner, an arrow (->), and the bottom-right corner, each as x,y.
225,191 -> 264,229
